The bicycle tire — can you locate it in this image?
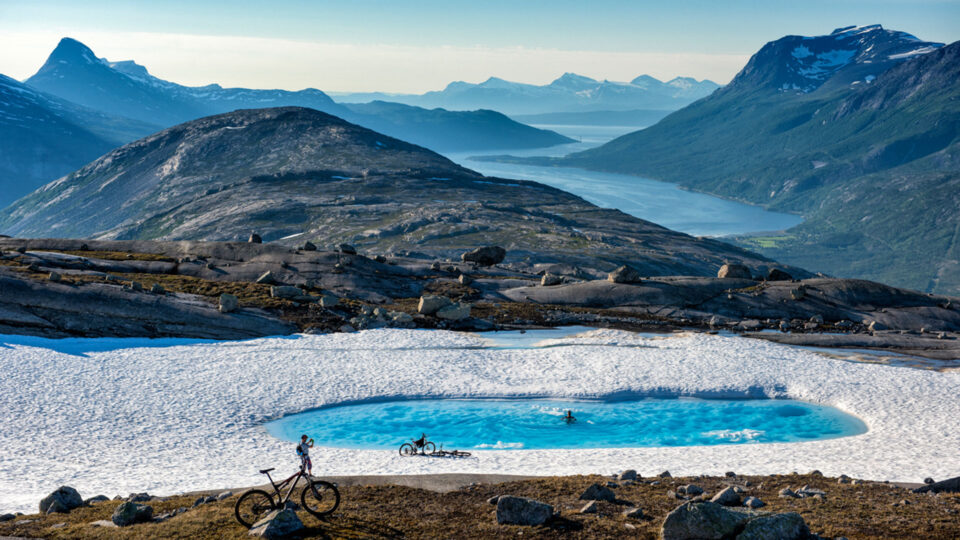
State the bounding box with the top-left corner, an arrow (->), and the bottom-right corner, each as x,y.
423,442 -> 436,454
301,479 -> 341,518
399,443 -> 416,456
235,489 -> 275,528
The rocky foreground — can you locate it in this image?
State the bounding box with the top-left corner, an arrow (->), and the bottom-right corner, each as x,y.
0,237 -> 958,362
2,473 -> 958,539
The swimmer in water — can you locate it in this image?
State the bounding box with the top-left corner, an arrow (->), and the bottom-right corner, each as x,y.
563,410 -> 576,423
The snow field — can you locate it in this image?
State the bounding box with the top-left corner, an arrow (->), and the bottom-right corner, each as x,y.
0,328 -> 958,514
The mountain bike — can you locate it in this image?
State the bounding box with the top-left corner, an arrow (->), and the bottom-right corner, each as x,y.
399,433 -> 436,456
234,464 -> 340,528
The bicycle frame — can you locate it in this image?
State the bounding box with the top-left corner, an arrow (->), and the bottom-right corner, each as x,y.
262,465 -> 309,506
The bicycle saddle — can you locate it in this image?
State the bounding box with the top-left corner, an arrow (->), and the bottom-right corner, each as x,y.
259,468 -> 275,474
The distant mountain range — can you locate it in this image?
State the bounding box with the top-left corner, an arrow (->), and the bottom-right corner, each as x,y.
332,73 -> 721,115
0,74 -> 156,207
511,25 -> 958,294
0,107 -> 785,278
0,38 -> 572,210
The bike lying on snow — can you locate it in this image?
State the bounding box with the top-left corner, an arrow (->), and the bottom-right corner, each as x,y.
235,464 -> 340,528
399,434 -> 472,457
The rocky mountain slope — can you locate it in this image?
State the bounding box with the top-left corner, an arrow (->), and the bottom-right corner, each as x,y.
21,38 -> 571,154
0,74 -> 155,207
0,106 -> 792,280
526,26 -> 958,295
334,72 -> 721,115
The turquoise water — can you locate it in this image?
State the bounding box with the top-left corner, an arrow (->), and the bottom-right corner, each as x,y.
264,398 -> 866,450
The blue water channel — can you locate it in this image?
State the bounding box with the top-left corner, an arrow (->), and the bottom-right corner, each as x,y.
265,398 -> 866,451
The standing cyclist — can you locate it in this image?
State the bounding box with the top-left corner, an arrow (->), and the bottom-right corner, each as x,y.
297,434 -> 314,476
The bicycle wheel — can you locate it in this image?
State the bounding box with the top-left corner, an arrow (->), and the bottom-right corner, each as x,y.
301,480 -> 340,518
235,489 -> 275,528
423,442 -> 436,454
399,443 -> 416,456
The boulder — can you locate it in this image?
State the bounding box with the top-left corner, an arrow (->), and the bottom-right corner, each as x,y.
659,471 -> 672,478
302,241 -> 317,251
418,295 -> 452,315
660,501 -> 752,540
270,286 -> 302,299
913,475 -> 960,494
39,486 -> 83,514
111,502 -> 154,526
0,513 -> 15,522
436,303 -> 471,321
255,271 -> 276,284
767,268 -> 793,281
579,501 -> 597,514
495,495 -> 553,526
48,271 -> 61,282
790,287 -> 806,300
217,491 -> 233,501
778,488 -> 799,499
718,263 -> 752,279
320,295 -> 339,308
461,246 -> 506,266
126,492 -> 151,502
150,283 -> 165,294
736,512 -> 809,540
248,233 -> 262,244
607,265 -> 643,284
338,244 -> 357,255
623,507 -> 644,519
458,273 -> 474,285
869,320 -> 887,332
248,508 -> 305,538
619,470 -> 638,482
579,483 -> 616,502
540,274 -> 563,286
219,293 -> 239,313
743,496 -> 765,509
84,495 -> 110,505
680,484 -> 704,496
711,486 -> 741,506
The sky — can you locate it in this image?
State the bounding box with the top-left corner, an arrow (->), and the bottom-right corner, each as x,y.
1,0 -> 958,93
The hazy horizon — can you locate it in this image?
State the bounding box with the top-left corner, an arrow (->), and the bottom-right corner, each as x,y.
1,0 -> 959,93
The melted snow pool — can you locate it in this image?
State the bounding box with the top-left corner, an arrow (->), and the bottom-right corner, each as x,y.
265,398 -> 866,450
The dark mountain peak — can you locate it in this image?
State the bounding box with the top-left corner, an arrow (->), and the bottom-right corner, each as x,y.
725,25 -> 943,95
44,37 -> 101,66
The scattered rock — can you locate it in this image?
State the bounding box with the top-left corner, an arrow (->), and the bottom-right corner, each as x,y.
659,471 -> 672,478
48,271 -> 61,282
418,294 -> 452,315
495,495 -> 553,526
540,273 -> 563,286
660,501 -> 751,540
338,243 -> 357,255
913,475 -> 960,494
743,496 -> 765,509
679,485 -> 704,496
150,283 -> 165,294
374,254 -> 387,263
718,263 -> 752,279
725,471 -> 736,478
248,233 -> 262,244
608,265 -> 643,284
320,295 -> 339,308
111,502 -> 154,526
623,507 -> 644,519
126,493 -> 151,502
248,508 -> 305,538
606,481 -> 619,488
838,475 -> 851,484
270,285 -> 302,299
711,486 -> 740,506
789,287 -> 806,300
217,491 -> 233,501
435,302 -> 471,321
579,483 -> 616,502
0,513 -> 15,522
461,246 -> 506,266
219,293 -> 239,313
90,519 -> 118,528
779,488 -> 799,499
580,501 -> 598,514
128,281 -> 143,292
767,268 -> 793,281
255,271 -> 276,284
619,470 -> 638,482
458,273 -> 474,285
868,320 -> 886,332
302,241 -> 317,251
39,486 -> 83,514
736,512 -> 809,540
